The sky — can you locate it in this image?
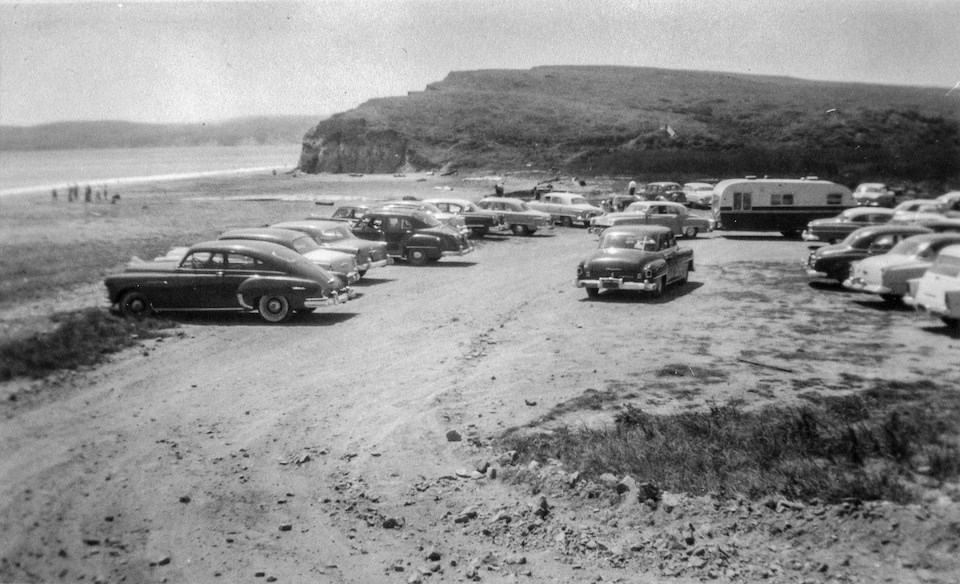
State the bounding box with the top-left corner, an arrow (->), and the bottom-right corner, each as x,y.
1,0 -> 959,126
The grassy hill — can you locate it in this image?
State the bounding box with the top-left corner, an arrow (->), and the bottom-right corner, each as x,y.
0,115 -> 322,151
300,66 -> 960,188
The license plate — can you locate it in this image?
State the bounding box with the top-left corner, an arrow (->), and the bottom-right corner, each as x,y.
600,278 -> 621,289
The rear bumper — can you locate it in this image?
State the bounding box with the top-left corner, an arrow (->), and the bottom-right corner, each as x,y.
442,245 -> 474,257
804,266 -> 827,278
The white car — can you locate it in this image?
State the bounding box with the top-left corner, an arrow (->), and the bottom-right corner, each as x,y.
526,192 -> 603,227
853,183 -> 895,207
682,182 -> 715,208
904,243 -> 960,329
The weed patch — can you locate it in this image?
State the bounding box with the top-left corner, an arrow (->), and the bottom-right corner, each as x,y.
501,381 -> 960,503
0,308 -> 176,381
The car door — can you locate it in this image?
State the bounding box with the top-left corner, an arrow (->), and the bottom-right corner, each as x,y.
353,214 -> 394,250
382,215 -> 413,253
659,233 -> 679,280
171,251 -> 224,309
210,252 -> 262,309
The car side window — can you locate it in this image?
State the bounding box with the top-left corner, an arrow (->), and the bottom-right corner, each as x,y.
226,253 -> 259,270
184,251 -> 223,270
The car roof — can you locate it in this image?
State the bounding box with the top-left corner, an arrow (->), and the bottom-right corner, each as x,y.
602,225 -> 673,237
273,220 -> 345,230
218,227 -> 308,243
843,207 -> 895,215
365,208 -> 433,220
850,224 -> 932,238
424,197 -> 473,205
187,239 -> 303,259
902,233 -> 960,244
683,182 -> 714,189
646,182 -> 682,187
479,197 -> 525,204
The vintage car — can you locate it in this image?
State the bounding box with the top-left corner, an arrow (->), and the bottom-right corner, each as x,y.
801,207 -> 895,243
682,182 -> 715,208
377,200 -> 468,234
351,208 -> 473,265
639,181 -> 685,204
576,225 -> 693,298
526,192 -> 603,227
218,227 -> 360,284
904,243 -> 960,329
476,197 -> 552,236
844,233 -> 960,302
424,198 -> 500,237
804,224 -> 931,282
331,204 -> 372,224
852,183 -> 896,207
105,240 -> 352,323
889,199 -> 959,226
589,200 -> 713,238
271,220 -> 392,277
936,191 -> 960,212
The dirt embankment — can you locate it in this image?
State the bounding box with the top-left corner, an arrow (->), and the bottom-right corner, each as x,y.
1,192 -> 959,583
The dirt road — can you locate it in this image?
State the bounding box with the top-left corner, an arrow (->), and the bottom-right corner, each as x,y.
2,226 -> 959,583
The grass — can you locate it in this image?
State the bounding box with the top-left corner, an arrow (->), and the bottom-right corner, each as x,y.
500,380 -> 960,504
0,308 -> 176,381
303,66 -> 960,188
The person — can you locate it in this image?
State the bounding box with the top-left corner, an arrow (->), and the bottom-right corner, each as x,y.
494,181 -> 504,196
51,188 -> 58,201
628,180 -> 637,197
84,185 -> 92,203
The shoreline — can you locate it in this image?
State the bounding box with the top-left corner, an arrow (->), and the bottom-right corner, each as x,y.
0,165 -> 297,198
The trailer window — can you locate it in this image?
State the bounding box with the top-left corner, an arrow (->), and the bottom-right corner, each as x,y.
771,194 -> 794,206
733,192 -> 752,211
827,193 -> 844,205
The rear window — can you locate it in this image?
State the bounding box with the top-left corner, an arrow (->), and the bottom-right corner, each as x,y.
291,236 -> 321,253
930,254 -> 960,278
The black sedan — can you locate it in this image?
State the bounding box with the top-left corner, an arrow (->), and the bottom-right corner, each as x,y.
804,224 -> 931,282
104,240 -> 352,323
576,225 -> 694,298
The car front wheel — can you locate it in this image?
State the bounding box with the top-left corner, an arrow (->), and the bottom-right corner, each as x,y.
683,226 -> 698,238
510,224 -> 529,236
119,291 -> 152,318
258,295 -> 291,323
586,286 -> 599,298
650,276 -> 665,298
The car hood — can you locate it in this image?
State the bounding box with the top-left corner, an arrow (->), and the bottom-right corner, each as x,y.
807,217 -> 844,228
812,243 -> 854,258
123,259 -> 179,273
419,225 -> 462,239
583,248 -> 659,268
856,253 -> 915,271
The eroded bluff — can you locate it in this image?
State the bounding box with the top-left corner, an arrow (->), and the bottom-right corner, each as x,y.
298,117 -> 427,174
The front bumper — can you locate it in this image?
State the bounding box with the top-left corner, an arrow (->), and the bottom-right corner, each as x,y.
442,245 -> 474,257
804,266 -> 827,278
576,277 -> 658,292
304,288 -> 355,307
842,277 -> 889,294
801,230 -> 820,242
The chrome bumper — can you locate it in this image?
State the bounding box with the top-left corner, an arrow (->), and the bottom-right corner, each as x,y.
842,277 -> 889,294
442,245 -> 474,257
367,258 -> 391,269
805,267 -> 827,278
576,278 -> 657,291
304,288 -> 355,307
801,231 -> 820,242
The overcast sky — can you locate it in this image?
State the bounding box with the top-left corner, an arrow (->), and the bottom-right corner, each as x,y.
2,0 -> 959,126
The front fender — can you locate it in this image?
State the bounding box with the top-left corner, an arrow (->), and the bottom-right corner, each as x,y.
643,258 -> 668,277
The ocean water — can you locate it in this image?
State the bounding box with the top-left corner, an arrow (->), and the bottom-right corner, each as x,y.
0,144 -> 302,195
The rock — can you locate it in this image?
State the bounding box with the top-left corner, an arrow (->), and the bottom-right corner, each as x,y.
497,450 -> 518,465
489,467 -> 497,479
178,496 -> 191,504
524,399 -> 537,406
157,556 -> 171,566
661,492 -> 682,513
426,549 -> 442,561
504,554 -> 527,565
637,482 -> 660,503
407,574 -> 423,584
278,524 -> 293,532
476,461 -> 490,474
445,430 -> 462,442
382,517 -> 404,529
455,508 -> 478,523
598,473 -> 619,487
470,471 -> 485,480
616,475 -> 637,495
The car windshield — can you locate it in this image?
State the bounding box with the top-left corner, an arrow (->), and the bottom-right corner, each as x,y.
599,233 -> 657,251
930,253 -> 960,277
420,213 -> 442,227
888,239 -> 928,256
318,226 -> 352,240
570,197 -> 589,205
291,236 -> 321,253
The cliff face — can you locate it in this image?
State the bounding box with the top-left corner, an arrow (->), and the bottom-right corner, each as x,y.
298,117 -> 426,174
297,66 -> 960,183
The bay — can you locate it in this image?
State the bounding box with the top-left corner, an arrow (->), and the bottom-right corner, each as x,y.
0,143 -> 301,196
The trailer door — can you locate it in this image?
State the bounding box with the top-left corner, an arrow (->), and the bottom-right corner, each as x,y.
733,192 -> 752,211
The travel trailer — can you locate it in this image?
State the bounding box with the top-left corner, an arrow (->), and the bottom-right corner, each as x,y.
711,177 -> 854,237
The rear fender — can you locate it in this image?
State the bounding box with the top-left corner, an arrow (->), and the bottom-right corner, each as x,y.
402,233 -> 442,257
645,258 -> 668,277
237,276 -> 320,308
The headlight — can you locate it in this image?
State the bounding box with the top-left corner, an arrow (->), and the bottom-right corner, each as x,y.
644,268 -> 653,278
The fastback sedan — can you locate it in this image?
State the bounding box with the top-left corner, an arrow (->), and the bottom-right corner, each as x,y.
105,240 -> 352,323
576,225 -> 694,298
424,198 -> 500,237
802,207 -> 895,243
272,219 -> 392,277
843,233 -> 960,302
589,201 -> 713,238
477,197 -> 552,235
219,227 -> 360,284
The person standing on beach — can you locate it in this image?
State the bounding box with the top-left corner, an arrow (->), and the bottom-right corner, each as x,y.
628,180 -> 637,197
51,188 -> 58,201
84,185 -> 92,203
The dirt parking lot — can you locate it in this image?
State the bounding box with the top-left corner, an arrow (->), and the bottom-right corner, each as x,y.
1,176 -> 959,583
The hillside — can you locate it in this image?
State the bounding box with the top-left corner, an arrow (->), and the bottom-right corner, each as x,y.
299,66 -> 960,188
0,115 -> 322,151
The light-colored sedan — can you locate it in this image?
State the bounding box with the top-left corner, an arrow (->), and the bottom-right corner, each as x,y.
526,192 -> 603,227
589,200 -> 713,238
477,197 -> 552,235
844,233 -> 960,302
682,182 -> 715,208
904,243 -> 960,329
